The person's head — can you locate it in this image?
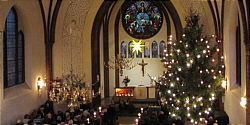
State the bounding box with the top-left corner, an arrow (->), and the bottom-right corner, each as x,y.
209,116 -> 214,121
16,119 -> 22,123
47,113 -> 52,118
24,114 -> 29,119
65,111 -> 70,117
74,115 -> 78,120
68,119 -> 73,125
57,115 -> 62,121
45,102 -> 50,107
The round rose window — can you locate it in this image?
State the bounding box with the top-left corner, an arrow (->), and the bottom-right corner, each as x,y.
122,1 -> 163,39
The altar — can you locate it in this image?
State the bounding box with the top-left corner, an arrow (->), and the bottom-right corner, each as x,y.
114,85 -> 157,101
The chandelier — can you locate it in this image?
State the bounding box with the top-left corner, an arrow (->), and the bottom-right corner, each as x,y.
105,54 -> 136,76
49,70 -> 94,112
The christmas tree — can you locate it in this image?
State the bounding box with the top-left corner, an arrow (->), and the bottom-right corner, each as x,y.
157,10 -> 225,124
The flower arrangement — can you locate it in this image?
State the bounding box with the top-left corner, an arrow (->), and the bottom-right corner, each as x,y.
122,76 -> 130,87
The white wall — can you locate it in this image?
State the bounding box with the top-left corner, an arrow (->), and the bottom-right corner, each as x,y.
0,1 -> 47,124
223,1 -> 246,124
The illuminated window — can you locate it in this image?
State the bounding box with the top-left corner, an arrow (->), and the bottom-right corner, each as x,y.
128,41 -> 134,58
152,41 -> 158,58
122,1 -> 163,39
159,40 -> 166,58
144,41 -> 150,58
121,41 -> 127,58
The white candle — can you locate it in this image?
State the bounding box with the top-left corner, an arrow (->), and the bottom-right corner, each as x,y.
141,108 -> 143,113
94,112 -> 96,118
99,107 -> 102,113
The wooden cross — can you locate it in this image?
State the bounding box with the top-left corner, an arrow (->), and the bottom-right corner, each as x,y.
138,59 -> 148,77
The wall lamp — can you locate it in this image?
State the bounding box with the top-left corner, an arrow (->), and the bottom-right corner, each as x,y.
221,79 -> 227,89
240,96 -> 247,109
37,77 -> 45,95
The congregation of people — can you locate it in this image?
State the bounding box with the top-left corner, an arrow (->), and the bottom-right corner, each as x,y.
15,100 -> 119,125
15,99 -> 219,125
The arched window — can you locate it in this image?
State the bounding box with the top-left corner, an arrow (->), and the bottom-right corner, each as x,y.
3,7 -> 25,88
236,15 -> 241,86
121,41 -> 127,58
152,41 -> 158,58
144,41 -> 150,58
18,31 -> 25,83
128,41 -> 134,58
159,40 -> 166,58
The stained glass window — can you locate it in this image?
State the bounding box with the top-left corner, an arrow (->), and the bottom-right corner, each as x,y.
122,0 -> 163,39
128,41 -> 134,58
3,7 -> 25,88
121,41 -> 127,58
136,51 -> 142,58
159,40 -> 166,58
152,41 -> 158,58
144,41 -> 150,58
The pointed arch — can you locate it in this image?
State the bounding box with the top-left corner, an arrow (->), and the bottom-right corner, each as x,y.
121,41 -> 127,58
3,7 -> 25,88
144,41 -> 150,58
159,40 -> 166,58
128,41 -> 134,58
152,41 -> 158,58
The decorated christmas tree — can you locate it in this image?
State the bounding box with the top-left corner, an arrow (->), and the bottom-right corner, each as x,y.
157,10 -> 225,124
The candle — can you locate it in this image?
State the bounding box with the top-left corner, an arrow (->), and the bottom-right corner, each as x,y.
135,118 -> 138,124
138,113 -> 141,118
99,107 -> 102,113
87,118 -> 90,124
94,112 -> 96,118
141,108 -> 143,113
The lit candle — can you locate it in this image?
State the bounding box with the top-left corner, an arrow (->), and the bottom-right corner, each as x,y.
94,112 -> 96,118
141,108 -> 143,113
138,113 -> 141,118
99,107 -> 102,113
87,118 -> 90,124
135,118 -> 138,124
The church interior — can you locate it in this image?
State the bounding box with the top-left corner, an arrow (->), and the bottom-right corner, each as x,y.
0,0 -> 250,124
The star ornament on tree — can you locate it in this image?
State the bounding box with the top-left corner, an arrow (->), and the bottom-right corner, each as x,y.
130,39 -> 145,55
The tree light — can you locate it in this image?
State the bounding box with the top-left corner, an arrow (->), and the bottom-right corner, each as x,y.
217,48 -> 220,52
207,45 -> 210,48
177,49 -> 180,53
168,90 -> 171,93
186,54 -> 190,57
178,68 -> 182,71
200,70 -> 203,73
212,59 -> 215,62
221,56 -> 224,59
176,107 -> 179,110
197,55 -> 201,58
187,113 -> 190,117
176,77 -> 180,81
203,50 -> 206,53
187,63 -> 191,67
187,107 -> 190,110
